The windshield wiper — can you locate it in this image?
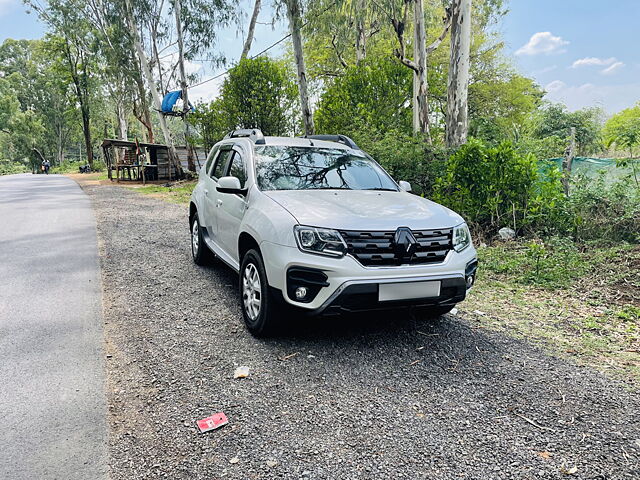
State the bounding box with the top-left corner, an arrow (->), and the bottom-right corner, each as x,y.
364,187 -> 398,191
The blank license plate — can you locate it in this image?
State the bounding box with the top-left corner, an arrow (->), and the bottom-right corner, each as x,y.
378,281 -> 441,302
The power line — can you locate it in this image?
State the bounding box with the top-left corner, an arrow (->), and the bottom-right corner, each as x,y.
188,0 -> 337,90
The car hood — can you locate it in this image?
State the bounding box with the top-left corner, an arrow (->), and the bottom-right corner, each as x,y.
263,190 -> 464,231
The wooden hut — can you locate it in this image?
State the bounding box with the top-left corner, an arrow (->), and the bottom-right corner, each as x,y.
101,139 -> 205,183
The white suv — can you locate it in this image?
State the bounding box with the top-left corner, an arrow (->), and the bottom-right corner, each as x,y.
189,129 -> 478,335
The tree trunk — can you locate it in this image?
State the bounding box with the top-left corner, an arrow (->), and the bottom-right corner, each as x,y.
174,0 -> 195,172
412,0 -> 430,141
355,0 -> 366,64
286,0 -> 315,135
80,97 -> 94,169
133,65 -> 155,143
562,126 -> 576,195
124,0 -> 181,176
446,0 -> 472,147
116,100 -> 128,163
241,0 -> 261,59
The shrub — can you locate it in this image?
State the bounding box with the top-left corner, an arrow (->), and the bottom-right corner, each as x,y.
433,139 -> 559,233
0,158 -> 29,175
567,174 -> 639,242
356,131 -> 450,196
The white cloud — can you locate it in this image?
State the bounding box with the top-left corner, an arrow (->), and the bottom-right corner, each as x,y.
545,80 -> 566,93
572,57 -> 617,68
515,32 -> 569,56
600,61 -> 625,75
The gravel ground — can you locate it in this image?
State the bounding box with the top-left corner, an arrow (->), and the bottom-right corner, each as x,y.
84,184 -> 639,480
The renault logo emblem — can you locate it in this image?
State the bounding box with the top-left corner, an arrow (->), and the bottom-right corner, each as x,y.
393,227 -> 418,264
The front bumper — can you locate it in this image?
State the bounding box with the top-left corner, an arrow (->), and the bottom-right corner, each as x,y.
260,241 -> 478,314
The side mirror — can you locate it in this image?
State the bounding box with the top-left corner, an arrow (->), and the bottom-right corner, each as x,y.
398,180 -> 412,192
216,176 -> 246,195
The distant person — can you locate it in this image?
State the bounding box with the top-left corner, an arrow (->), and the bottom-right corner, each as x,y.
44,160 -> 50,174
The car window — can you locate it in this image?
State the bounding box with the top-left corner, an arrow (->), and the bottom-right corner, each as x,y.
211,149 -> 233,179
254,145 -> 398,191
204,146 -> 219,175
228,151 -> 247,188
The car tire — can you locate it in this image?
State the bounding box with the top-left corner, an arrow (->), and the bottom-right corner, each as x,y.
191,213 -> 214,266
239,249 -> 281,336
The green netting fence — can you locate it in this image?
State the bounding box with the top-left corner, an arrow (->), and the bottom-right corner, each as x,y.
542,157 -> 633,184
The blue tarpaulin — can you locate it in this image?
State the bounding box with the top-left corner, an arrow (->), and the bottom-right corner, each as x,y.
161,90 -> 195,115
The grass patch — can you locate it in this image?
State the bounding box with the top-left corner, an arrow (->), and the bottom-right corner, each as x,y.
129,181 -> 196,205
464,240 -> 640,386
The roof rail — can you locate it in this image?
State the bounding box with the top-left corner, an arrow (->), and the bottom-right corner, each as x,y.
224,128 -> 265,144
301,134 -> 360,150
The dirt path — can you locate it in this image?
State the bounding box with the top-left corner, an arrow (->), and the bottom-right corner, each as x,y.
85,183 -> 639,480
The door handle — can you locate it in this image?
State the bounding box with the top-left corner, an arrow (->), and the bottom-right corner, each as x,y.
204,189 -> 209,196
216,199 -> 223,207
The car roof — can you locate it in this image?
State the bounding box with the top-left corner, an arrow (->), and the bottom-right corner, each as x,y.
257,136 -> 352,150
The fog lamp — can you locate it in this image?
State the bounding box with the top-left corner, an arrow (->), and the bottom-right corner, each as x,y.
295,286 -> 308,300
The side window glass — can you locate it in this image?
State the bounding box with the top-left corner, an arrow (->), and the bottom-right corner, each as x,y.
204,146 -> 219,175
212,149 -> 232,179
228,150 -> 247,188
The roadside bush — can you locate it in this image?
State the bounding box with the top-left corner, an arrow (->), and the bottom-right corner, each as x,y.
433,139 -> 561,234
0,158 -> 29,175
566,174 -> 639,243
357,131 -> 450,196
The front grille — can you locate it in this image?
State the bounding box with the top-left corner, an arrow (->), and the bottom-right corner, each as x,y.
339,228 -> 453,267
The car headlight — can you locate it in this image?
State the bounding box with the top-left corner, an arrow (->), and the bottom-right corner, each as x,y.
452,223 -> 472,252
294,226 -> 347,257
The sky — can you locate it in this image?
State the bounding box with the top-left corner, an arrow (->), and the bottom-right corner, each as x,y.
1,0 -> 639,114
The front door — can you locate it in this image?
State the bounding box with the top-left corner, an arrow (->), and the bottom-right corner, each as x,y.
216,147 -> 249,261
203,147 -> 233,243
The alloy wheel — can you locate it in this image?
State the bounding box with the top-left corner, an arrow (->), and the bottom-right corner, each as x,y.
191,219 -> 199,256
242,263 -> 262,321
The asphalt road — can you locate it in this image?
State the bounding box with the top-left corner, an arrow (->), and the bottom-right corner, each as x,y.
0,174 -> 107,479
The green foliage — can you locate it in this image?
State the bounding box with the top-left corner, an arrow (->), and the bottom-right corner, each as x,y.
565,174 -> 640,242
315,56 -> 412,137
469,73 -> 544,144
355,130 -> 449,196
533,103 -> 604,157
433,139 -> 556,232
191,57 -> 298,149
603,103 -> 640,156
0,159 -> 30,175
190,99 -> 228,152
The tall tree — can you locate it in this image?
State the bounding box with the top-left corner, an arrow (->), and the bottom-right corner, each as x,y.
123,0 -> 182,175
174,0 -> 196,171
446,0 -> 472,147
241,0 -> 262,59
286,0 -> 315,135
27,0 -> 99,168
389,0 -> 451,140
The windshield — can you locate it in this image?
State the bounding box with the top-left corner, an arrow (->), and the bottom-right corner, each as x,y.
254,145 -> 399,191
